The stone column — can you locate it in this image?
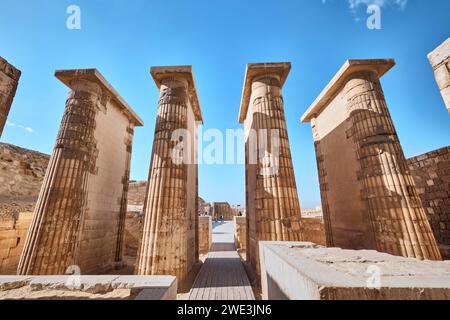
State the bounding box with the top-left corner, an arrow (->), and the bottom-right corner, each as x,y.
428,38 -> 450,114
0,57 -> 21,137
18,78 -> 101,275
136,66 -> 203,285
301,60 -> 442,261
345,72 -> 441,260
239,62 -> 303,275
18,69 -> 143,275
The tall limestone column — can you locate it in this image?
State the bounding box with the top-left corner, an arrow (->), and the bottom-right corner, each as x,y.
0,57 -> 21,137
136,66 -> 203,285
239,62 -> 303,275
302,60 -> 441,260
18,69 -> 143,275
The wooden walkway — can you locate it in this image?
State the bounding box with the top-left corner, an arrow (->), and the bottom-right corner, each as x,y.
189,221 -> 255,300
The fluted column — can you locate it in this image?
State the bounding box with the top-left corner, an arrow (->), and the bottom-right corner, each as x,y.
302,60 -> 441,261
240,63 -> 303,275
136,66 -> 203,285
344,73 -> 442,260
18,79 -> 101,275
18,69 -> 143,275
0,57 -> 21,137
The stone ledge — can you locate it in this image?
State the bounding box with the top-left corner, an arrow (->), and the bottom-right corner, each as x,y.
428,38 -> 450,67
0,56 -> 21,81
0,275 -> 177,300
259,241 -> 450,300
301,59 -> 395,123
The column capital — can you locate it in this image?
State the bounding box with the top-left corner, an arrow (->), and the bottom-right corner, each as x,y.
428,38 -> 450,70
301,59 -> 395,123
55,69 -> 144,127
151,65 -> 203,124
239,62 -> 291,124
0,56 -> 21,81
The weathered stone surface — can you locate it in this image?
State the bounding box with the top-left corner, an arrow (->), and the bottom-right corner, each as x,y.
428,38 -> 450,114
127,181 -> 147,206
198,216 -> 212,255
198,197 -> 213,216
407,146 -> 450,259
299,217 -> 326,246
136,66 -> 203,285
0,212 -> 33,274
239,62 -> 304,276
212,202 -> 235,221
0,143 -> 50,216
259,241 -> 450,300
234,216 -> 247,252
17,69 -> 144,275
302,59 -> 441,261
0,57 -> 21,138
0,275 -> 176,300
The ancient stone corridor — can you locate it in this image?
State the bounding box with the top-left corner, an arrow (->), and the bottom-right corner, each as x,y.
188,221 -> 255,300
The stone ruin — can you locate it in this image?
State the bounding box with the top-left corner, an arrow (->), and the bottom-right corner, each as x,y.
17,69 -> 144,275
239,62 -> 304,276
212,202 -> 235,221
135,66 -> 203,286
0,49 -> 449,300
0,57 -> 21,138
408,147 -> 450,259
301,59 -> 441,261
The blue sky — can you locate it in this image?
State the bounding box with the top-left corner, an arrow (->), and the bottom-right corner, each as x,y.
1,0 -> 449,208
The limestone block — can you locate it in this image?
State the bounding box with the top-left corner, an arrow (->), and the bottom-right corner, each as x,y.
407,146 -> 450,259
198,216 -> 212,255
234,216 -> 247,251
428,38 -> 450,113
0,275 -> 176,300
259,242 -> 450,300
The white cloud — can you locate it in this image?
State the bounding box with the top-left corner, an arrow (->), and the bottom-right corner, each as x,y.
5,121 -> 36,134
322,0 -> 408,10
347,0 -> 408,10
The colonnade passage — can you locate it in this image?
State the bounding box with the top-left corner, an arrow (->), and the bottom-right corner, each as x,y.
12,61 -> 444,299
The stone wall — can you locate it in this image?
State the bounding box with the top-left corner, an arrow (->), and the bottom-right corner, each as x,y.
0,143 -> 49,215
233,216 -> 326,254
300,218 -> 326,246
123,212 -> 143,259
213,202 -> 234,221
198,216 -> 212,255
407,146 -> 450,259
0,212 -> 33,275
0,57 -> 21,137
234,216 -> 247,252
127,181 -> 146,206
